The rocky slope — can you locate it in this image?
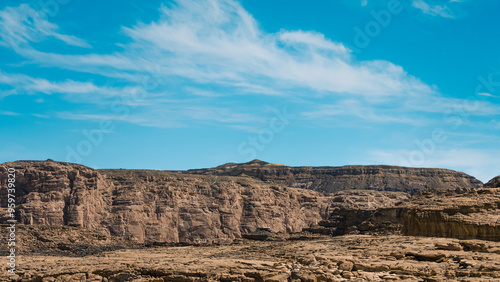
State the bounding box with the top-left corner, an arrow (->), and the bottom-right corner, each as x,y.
304,190 -> 409,236
0,160 -> 418,245
0,160 -> 333,244
485,175 -> 500,188
402,187 -> 500,241
187,159 -> 483,194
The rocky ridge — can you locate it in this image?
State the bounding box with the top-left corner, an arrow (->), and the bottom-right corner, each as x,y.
0,160 -> 331,244
187,159 -> 483,194
402,187 -> 500,241
1,160 -> 498,245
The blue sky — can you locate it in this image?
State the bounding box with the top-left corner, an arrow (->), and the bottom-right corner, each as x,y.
0,0 -> 499,182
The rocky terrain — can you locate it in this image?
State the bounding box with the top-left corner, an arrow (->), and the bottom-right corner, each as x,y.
3,232 -> 500,281
187,160 -> 483,194
1,159 -> 499,281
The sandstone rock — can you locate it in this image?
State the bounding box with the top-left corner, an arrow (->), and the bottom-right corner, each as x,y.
485,175 -> 500,188
305,190 -> 409,236
402,188 -> 500,241
3,235 -> 499,281
435,242 -> 463,251
1,159 -> 497,256
0,161 -> 333,244
187,159 -> 483,194
338,261 -> 354,271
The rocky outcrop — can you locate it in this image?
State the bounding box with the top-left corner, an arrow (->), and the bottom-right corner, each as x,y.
0,160 -> 111,230
305,190 -> 409,236
402,188 -> 500,241
0,161 -> 334,244
187,159 -> 483,194
1,160 -> 497,246
485,175 -> 500,188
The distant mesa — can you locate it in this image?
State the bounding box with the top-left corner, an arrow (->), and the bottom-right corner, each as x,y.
187,160 -> 483,194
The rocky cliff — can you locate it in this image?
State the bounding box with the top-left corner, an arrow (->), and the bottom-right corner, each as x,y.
304,190 -> 409,236
0,160 -> 333,244
402,187 -> 500,241
187,159 -> 483,194
1,160 -> 498,246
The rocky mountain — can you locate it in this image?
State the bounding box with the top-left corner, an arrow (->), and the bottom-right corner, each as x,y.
187,159 -> 483,194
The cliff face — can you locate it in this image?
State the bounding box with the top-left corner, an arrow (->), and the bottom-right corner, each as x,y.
98,169 -> 334,243
187,160 -> 483,194
1,160 -> 497,245
304,190 -> 409,236
402,188 -> 500,241
0,161 -> 333,243
0,161 -> 111,230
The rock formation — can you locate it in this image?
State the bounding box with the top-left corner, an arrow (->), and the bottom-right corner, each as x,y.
187,159 -> 483,194
2,159 -> 500,281
402,187 -> 500,241
485,175 -> 500,188
1,161 -> 332,244
304,190 -> 409,236
1,160 -> 497,246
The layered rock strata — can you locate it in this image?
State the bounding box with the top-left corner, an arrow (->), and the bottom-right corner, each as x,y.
187,159 -> 483,194
402,187 -> 500,241
1,161 -> 332,244
1,160 -> 498,245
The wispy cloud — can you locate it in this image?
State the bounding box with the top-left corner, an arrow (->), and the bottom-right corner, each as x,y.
6,0 -> 433,99
411,0 -> 455,18
478,92 -> 498,98
56,103 -> 264,129
0,70 -> 123,97
0,110 -> 20,116
0,0 -> 495,131
0,4 -> 90,48
301,99 -> 429,126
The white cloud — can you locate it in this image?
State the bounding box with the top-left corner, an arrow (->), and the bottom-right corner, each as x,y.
478,92 -> 497,98
0,0 -> 496,131
5,0 -> 433,100
301,99 -> 428,126
279,31 -> 350,54
412,0 -> 455,18
0,110 -> 19,116
0,4 -> 90,48
0,70 -> 118,97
